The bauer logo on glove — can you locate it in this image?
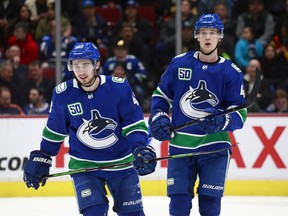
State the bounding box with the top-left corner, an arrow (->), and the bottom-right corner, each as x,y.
32,157 -> 52,164
148,110 -> 173,141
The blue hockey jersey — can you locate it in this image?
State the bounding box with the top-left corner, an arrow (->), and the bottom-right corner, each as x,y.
40,75 -> 148,171
151,51 -> 247,154
101,55 -> 147,83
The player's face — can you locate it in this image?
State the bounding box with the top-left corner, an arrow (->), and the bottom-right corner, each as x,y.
197,28 -> 221,52
72,59 -> 98,87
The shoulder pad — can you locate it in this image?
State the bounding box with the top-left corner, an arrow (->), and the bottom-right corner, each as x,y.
231,63 -> 242,73
55,82 -> 67,94
112,77 -> 125,83
174,52 -> 187,58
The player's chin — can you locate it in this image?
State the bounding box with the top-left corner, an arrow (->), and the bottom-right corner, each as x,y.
78,77 -> 88,84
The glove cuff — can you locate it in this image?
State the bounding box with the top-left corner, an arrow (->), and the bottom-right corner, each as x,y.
30,150 -> 52,167
149,110 -> 169,125
134,145 -> 156,156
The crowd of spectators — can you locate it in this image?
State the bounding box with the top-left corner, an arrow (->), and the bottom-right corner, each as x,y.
0,0 -> 288,115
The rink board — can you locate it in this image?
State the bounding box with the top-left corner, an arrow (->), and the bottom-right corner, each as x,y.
1,180 -> 288,197
1,115 -> 288,197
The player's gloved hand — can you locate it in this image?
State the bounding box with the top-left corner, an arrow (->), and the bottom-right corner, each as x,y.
23,150 -> 52,190
148,110 -> 173,141
133,145 -> 157,176
197,108 -> 231,134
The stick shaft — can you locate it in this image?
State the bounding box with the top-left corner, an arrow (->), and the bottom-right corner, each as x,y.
42,161 -> 133,180
42,144 -> 237,180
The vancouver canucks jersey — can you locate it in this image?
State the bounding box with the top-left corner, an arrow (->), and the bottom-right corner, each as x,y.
40,75 -> 148,171
151,51 -> 247,155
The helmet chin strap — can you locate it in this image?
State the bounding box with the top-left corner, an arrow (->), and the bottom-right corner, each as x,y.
200,39 -> 222,56
74,69 -> 99,91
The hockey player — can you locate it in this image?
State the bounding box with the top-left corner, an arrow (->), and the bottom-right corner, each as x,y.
23,42 -> 157,216
148,14 -> 247,216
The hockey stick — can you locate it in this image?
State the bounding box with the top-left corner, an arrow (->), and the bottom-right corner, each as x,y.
169,68 -> 261,132
41,144 -> 238,180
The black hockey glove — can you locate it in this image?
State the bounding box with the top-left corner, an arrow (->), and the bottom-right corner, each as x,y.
148,110 -> 173,141
23,150 -> 52,190
133,145 -> 157,176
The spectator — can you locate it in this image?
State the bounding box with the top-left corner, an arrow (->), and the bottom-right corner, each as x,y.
8,4 -> 37,38
158,0 -> 197,47
102,39 -> 147,107
164,20 -> 198,65
234,26 -> 264,70
265,0 -> 286,34
23,87 -> 50,115
266,88 -> 288,113
39,19 -> 78,65
0,60 -> 24,106
261,43 -> 286,90
198,0 -> 233,16
213,2 -> 237,59
111,22 -> 150,67
25,0 -> 48,24
270,22 -> 288,62
34,1 -> 71,43
156,0 -> 197,71
235,0 -> 275,46
61,0 -> 82,27
24,60 -> 55,104
73,0 -> 110,47
230,0 -> 250,20
0,0 -> 21,48
5,44 -> 28,82
244,58 -> 273,110
111,61 -> 127,79
103,0 -> 122,10
113,0 -> 152,45
0,86 -> 24,115
7,22 -> 39,65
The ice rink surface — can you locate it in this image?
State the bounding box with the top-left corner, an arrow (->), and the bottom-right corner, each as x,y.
1,196 -> 288,216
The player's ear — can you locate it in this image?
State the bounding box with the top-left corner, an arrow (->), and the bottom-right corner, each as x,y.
95,61 -> 101,69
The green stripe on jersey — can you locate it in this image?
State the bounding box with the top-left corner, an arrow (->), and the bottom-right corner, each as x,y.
42,126 -> 66,142
68,154 -> 134,171
238,108 -> 247,122
122,120 -> 148,137
170,132 -> 231,149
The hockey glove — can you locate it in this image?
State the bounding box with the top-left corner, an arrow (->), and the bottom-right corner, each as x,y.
133,145 -> 157,176
197,108 -> 231,134
148,110 -> 173,141
23,150 -> 52,190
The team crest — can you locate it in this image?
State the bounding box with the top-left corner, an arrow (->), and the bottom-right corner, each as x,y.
179,80 -> 219,118
77,109 -> 118,149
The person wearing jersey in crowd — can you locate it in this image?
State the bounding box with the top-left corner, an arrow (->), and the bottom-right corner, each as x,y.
148,14 -> 247,216
23,42 -> 157,216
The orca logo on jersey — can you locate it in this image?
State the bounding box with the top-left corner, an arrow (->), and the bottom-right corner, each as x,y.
179,80 -> 219,119
77,109 -> 118,149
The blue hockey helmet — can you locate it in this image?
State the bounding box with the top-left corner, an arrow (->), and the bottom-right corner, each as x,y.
194,14 -> 224,39
67,42 -> 100,71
